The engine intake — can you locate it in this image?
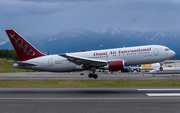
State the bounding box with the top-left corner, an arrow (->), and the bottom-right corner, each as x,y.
109,60 -> 124,71
99,60 -> 124,71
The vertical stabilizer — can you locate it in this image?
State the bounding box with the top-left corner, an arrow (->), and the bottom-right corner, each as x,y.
5,29 -> 45,61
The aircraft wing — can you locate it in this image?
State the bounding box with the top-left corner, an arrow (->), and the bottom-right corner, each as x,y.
9,61 -> 37,66
59,54 -> 108,67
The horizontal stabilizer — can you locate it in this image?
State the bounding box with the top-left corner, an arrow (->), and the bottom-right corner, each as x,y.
9,61 -> 37,66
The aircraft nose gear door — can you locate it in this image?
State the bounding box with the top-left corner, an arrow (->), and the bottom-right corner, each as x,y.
154,48 -> 159,56
48,59 -> 53,66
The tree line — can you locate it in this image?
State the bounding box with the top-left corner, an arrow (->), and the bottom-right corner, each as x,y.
0,49 -> 19,60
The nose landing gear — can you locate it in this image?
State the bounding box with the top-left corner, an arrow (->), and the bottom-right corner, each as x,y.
159,63 -> 163,71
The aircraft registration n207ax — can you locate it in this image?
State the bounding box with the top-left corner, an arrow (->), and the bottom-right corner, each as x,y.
5,29 -> 175,79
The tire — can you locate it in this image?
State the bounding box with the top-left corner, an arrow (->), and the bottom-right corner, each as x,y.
160,67 -> 163,71
88,73 -> 93,78
93,74 -> 98,79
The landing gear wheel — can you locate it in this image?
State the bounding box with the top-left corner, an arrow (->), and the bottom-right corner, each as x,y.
88,73 -> 93,78
160,67 -> 163,71
93,74 -> 98,79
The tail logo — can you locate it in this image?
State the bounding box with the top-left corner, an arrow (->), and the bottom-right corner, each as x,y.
9,34 -> 35,56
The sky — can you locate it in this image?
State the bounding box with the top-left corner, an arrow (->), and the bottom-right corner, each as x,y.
0,0 -> 180,39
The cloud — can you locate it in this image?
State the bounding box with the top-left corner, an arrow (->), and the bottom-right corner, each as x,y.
18,0 -> 106,3
0,39 -> 8,45
0,0 -> 180,35
0,0 -> 63,16
132,14 -> 140,23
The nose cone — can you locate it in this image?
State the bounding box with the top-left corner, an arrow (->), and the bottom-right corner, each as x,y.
170,50 -> 176,57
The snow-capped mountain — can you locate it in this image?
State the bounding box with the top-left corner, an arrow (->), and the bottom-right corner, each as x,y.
1,28 -> 179,57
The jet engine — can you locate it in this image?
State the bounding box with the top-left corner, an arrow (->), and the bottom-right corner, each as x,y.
99,60 -> 124,71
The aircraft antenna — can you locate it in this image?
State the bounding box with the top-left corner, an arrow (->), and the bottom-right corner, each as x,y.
99,45 -> 103,50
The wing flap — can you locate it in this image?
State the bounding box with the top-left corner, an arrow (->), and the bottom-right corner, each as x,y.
59,54 -> 107,67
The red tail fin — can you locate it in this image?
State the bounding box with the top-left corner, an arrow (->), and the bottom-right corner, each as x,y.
5,29 -> 45,61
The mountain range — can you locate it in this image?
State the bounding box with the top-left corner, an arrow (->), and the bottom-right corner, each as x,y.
1,28 -> 179,58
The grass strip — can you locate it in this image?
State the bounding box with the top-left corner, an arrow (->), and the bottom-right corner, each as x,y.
0,80 -> 180,87
0,58 -> 36,73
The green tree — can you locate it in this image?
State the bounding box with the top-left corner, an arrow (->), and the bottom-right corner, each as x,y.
0,49 -> 19,60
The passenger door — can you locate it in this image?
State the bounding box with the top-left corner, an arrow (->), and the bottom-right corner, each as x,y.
154,48 -> 159,56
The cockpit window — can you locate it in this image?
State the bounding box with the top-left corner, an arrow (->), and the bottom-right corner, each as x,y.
165,48 -> 170,51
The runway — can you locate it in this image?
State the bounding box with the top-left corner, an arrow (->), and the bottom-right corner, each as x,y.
0,72 -> 180,112
0,71 -> 179,80
0,88 -> 180,113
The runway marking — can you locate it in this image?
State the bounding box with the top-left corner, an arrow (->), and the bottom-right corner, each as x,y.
147,93 -> 180,96
0,97 -> 180,100
138,89 -> 180,91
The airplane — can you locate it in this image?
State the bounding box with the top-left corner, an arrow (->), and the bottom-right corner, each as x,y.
140,63 -> 161,70
128,63 -> 161,72
149,67 -> 180,76
5,29 -> 175,79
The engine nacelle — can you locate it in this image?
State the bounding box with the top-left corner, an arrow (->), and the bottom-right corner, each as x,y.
100,60 -> 124,71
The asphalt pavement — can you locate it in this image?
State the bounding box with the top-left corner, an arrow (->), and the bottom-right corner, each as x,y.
0,88 -> 180,113
0,72 -> 180,113
0,71 -> 179,80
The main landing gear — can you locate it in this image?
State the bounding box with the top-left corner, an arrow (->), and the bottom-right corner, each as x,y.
88,67 -> 98,79
88,73 -> 98,79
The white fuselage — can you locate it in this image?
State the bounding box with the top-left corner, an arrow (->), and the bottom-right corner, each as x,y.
13,45 -> 175,72
139,63 -> 160,70
129,63 -> 160,72
150,67 -> 180,74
